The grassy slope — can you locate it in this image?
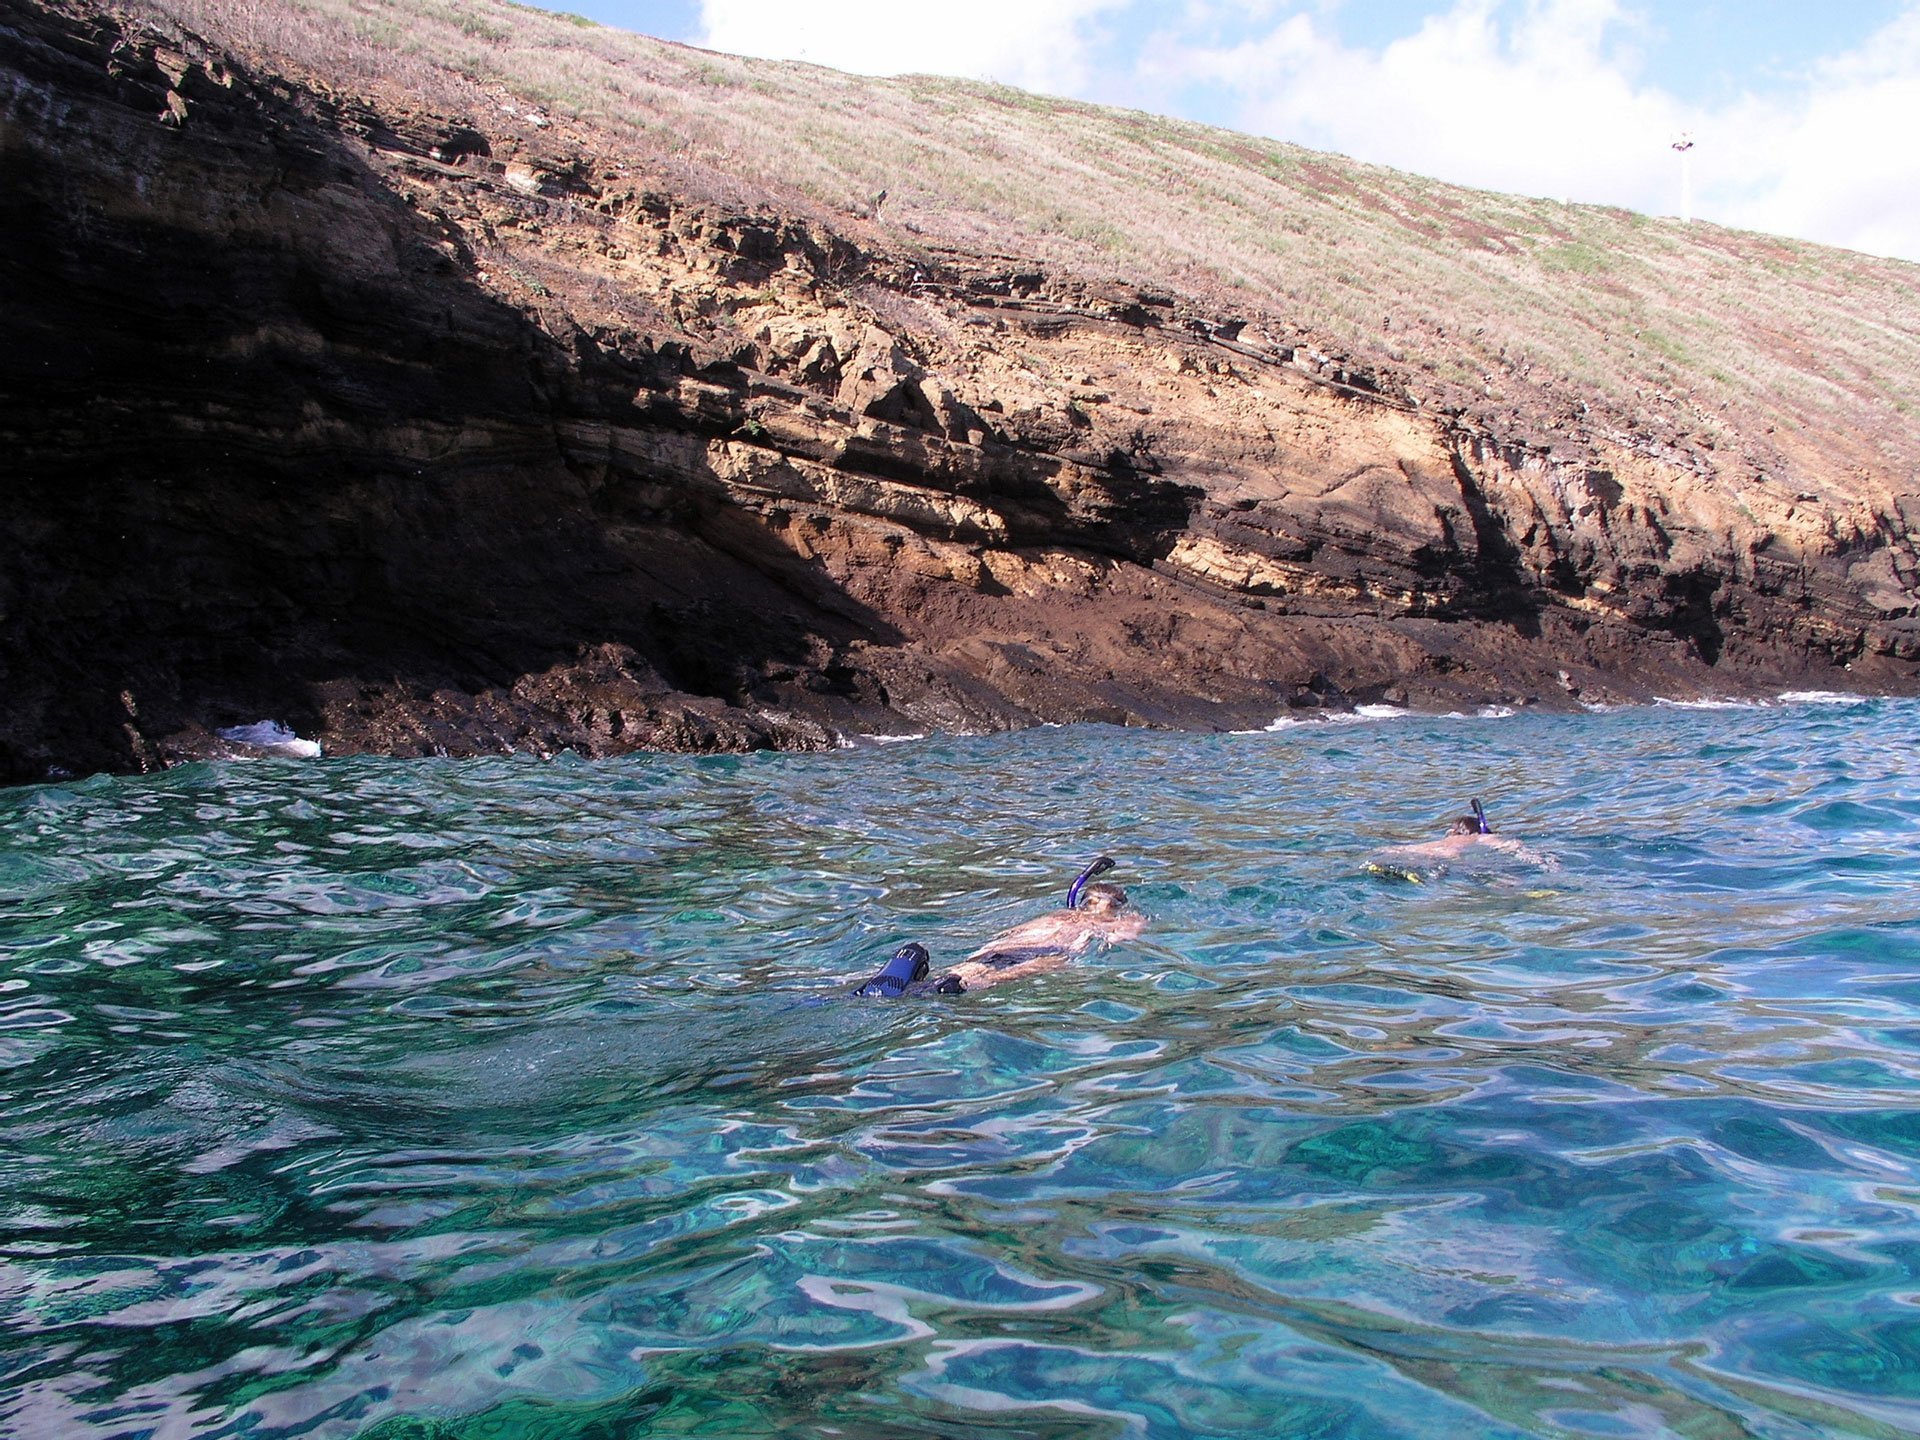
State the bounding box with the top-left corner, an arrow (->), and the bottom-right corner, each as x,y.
154,0 -> 1920,490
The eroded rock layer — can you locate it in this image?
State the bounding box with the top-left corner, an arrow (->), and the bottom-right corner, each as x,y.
3,0 -> 1917,780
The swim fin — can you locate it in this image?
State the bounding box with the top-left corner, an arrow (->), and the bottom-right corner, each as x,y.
853,942 -> 931,998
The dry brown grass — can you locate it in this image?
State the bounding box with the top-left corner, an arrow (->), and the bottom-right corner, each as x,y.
142,0 -> 1920,479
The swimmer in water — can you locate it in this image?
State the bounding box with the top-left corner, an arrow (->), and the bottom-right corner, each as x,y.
1367,798 -> 1558,877
851,857 -> 1147,997
928,856 -> 1147,995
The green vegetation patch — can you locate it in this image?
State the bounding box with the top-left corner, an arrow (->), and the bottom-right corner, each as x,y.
1638,329 -> 1693,364
503,0 -> 598,25
1538,243 -> 1610,275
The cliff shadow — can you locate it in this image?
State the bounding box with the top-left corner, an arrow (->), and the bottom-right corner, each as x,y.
0,0 -> 907,777
1444,446 -> 1547,639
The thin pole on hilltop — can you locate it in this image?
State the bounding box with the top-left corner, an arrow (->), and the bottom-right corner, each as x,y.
1671,131 -> 1695,224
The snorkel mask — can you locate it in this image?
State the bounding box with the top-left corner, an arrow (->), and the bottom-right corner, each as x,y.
1067,855 -> 1117,909
854,942 -> 931,998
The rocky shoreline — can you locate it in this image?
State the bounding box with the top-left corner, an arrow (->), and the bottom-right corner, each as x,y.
3,0 -> 1916,783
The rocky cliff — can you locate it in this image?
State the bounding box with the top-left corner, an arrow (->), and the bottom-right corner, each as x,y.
3,0 -> 1917,782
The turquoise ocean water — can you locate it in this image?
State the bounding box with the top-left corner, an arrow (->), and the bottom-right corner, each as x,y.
2,698 -> 1919,1438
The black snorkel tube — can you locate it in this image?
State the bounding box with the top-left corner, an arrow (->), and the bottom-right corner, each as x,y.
853,942 -> 931,998
1067,855 -> 1116,909
1470,798 -> 1490,835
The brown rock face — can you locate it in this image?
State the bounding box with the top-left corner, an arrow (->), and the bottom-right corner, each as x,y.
2,0 -> 1916,782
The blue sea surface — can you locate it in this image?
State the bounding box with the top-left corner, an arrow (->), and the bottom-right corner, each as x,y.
2,699 -> 1919,1438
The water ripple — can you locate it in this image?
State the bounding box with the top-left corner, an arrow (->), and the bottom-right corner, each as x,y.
3,702 -> 1920,1436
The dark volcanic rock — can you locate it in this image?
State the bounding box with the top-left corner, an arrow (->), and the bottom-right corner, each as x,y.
1,0 -> 1914,782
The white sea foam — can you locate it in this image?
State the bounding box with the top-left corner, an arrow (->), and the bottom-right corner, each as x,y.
1651,696 -> 1759,711
1649,690 -> 1879,712
1262,709 -> 1392,731
1229,687 -> 1883,736
838,730 -> 936,749
1263,715 -> 1341,731
1776,690 -> 1870,705
217,721 -> 322,759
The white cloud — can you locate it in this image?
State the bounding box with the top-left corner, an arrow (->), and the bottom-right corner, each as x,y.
1707,9 -> 1920,259
695,0 -> 1127,96
1143,0 -> 1920,261
693,0 -> 1920,261
1144,1 -> 1688,210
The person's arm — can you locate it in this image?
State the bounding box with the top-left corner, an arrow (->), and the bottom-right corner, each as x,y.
1493,837 -> 1560,870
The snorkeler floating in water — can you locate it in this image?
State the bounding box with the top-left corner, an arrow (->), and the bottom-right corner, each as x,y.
1367,797 -> 1559,877
934,855 -> 1148,994
853,857 -> 1148,997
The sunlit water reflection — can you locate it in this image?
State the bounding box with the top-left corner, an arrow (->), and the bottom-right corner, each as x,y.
3,699 -> 1919,1437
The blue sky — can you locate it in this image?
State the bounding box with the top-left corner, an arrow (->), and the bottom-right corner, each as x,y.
536,2 -> 1920,262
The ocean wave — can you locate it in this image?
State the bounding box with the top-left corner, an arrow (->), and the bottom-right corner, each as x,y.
1776,689 -> 1873,705
1257,702 -> 1517,732
838,731 -> 933,748
1651,696 -> 1760,710
9,701 -> 1920,1440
